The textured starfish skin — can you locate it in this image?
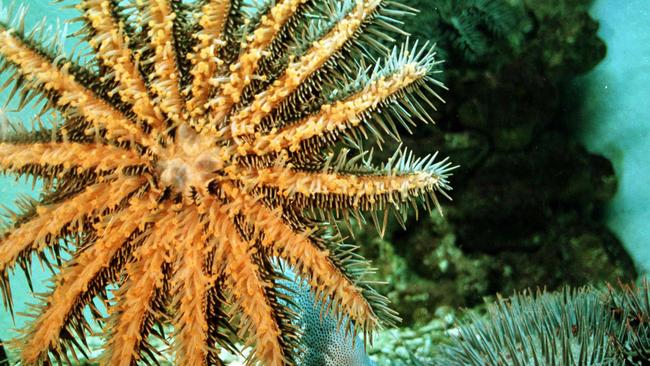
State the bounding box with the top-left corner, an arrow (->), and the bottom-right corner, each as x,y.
0,0 -> 452,365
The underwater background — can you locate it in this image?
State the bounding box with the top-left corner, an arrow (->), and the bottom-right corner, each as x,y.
0,0 -> 648,364
570,0 -> 650,275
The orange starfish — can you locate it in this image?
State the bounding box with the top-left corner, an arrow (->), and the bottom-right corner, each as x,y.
0,0 -> 452,364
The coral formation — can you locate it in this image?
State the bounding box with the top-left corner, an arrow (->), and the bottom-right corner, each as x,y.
349,0 -> 636,324
278,267 -> 376,366
0,0 -> 452,364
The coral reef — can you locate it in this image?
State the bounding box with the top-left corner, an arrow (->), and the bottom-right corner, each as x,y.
0,0 -> 452,364
351,0 -> 636,324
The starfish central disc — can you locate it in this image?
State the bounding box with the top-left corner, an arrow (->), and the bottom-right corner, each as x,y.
158,125 -> 226,194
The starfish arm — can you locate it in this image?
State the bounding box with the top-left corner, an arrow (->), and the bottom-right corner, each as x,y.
206,0 -> 310,125
221,183 -> 392,336
238,61 -> 432,156
171,206 -> 212,366
0,176 -> 147,311
204,287 -> 228,366
18,192 -> 160,364
231,0 -> 383,137
78,0 -> 166,134
0,142 -> 148,177
205,200 -> 289,366
100,205 -> 176,366
0,28 -> 152,146
221,238 -> 288,366
186,0 -> 231,121
142,0 -> 185,127
201,196 -> 245,365
239,158 -> 452,212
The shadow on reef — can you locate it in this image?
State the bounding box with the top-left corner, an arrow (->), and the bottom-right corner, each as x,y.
351,0 -> 637,325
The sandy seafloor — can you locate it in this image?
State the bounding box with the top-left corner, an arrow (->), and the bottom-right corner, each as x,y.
0,0 -> 648,360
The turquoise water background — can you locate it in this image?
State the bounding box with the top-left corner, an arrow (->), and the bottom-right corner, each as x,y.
571,0 -> 650,276
0,0 -> 648,346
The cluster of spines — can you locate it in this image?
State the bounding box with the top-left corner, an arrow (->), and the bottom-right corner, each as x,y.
232,43 -> 443,173
261,196 -> 400,337
248,146 -> 453,234
606,281 -> 650,363
14,192 -> 159,365
230,0 -> 424,139
435,282 -> 650,366
322,41 -> 445,147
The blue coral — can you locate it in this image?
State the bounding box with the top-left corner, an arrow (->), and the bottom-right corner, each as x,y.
280,267 -> 377,366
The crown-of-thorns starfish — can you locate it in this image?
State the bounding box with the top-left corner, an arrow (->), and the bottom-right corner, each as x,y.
0,0 -> 453,364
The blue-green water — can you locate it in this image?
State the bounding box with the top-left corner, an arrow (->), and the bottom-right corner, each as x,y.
573,0 -> 650,275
